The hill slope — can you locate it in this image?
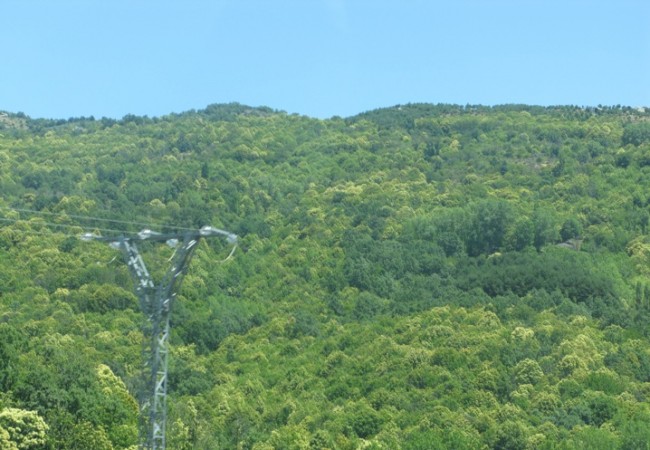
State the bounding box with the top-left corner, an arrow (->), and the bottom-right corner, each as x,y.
1,103 -> 650,448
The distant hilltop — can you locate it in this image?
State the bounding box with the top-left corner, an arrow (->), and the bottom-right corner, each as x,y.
1,101 -> 649,125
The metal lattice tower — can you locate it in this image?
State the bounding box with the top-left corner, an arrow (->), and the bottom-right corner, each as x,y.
82,226 -> 237,450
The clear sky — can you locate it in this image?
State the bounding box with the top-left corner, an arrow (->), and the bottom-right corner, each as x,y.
2,0 -> 649,120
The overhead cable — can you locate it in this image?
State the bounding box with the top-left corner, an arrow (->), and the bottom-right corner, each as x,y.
0,205 -> 197,232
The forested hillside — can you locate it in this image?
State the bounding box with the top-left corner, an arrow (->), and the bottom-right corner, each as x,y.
1,103 -> 650,449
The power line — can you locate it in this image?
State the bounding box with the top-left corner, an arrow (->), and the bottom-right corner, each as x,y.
0,222 -> 77,240
0,206 -> 198,233
0,216 -> 128,238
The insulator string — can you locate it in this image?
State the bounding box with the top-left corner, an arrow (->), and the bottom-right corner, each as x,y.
0,215 -> 237,261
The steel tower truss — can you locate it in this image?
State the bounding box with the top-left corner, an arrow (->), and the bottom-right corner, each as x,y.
82,226 -> 237,450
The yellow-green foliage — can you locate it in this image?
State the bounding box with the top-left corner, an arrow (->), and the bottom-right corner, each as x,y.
0,104 -> 650,448
0,408 -> 48,450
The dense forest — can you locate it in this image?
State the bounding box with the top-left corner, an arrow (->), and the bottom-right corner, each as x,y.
1,103 -> 650,449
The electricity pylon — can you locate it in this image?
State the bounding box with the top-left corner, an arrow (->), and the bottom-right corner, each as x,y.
82,226 -> 237,450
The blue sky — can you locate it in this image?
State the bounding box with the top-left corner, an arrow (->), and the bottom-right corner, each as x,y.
2,0 -> 649,119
